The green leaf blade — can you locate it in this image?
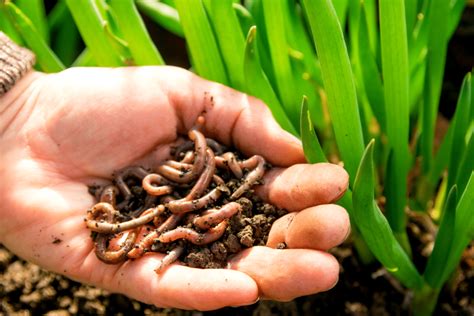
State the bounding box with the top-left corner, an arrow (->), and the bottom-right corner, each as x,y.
243,26 -> 296,135
208,0 -> 245,90
379,0 -> 410,234
424,186 -> 457,288
353,140 -> 423,289
262,0 -> 299,127
136,0 -> 184,37
300,96 -> 327,164
5,3 -> 64,73
109,0 -> 164,66
175,0 -> 229,85
302,0 -> 365,179
66,0 -> 124,67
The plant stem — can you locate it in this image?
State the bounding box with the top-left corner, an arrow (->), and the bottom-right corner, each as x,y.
412,283 -> 440,316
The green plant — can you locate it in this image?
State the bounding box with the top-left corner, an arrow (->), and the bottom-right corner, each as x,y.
1,0 -> 472,314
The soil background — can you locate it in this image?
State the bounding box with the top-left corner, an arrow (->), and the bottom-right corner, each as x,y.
1,4 -> 473,316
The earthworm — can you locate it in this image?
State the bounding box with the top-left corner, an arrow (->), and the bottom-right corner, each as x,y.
193,202 -> 242,229
127,213 -> 184,259
158,221 -> 228,245
215,152 -> 243,178
154,244 -> 185,274
179,151 -> 195,164
114,166 -> 149,200
87,205 -> 165,234
95,230 -> 137,264
166,185 -> 224,214
99,185 -> 119,208
158,128 -> 207,184
230,155 -> 266,200
163,160 -> 193,171
142,174 -> 174,196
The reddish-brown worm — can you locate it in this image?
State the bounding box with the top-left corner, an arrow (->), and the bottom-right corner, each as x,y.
142,174 -> 174,196
158,128 -> 207,184
166,185 -> 224,214
95,230 -> 138,264
157,221 -> 228,245
127,213 -> 184,259
86,204 -> 165,234
215,152 -> 244,179
163,160 -> 193,171
230,155 -> 266,200
179,151 -> 195,164
154,244 -> 185,274
193,202 -> 242,229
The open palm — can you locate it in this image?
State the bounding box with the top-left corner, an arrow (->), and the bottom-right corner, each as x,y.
0,66 -> 350,310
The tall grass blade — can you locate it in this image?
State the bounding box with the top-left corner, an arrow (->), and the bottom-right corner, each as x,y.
109,0 -> 164,65
243,26 -> 296,135
5,2 -> 64,73
455,133 -> 473,196
447,73 -> 471,190
66,0 -> 124,66
72,49 -> 95,67
439,173 -> 474,285
15,0 -> 49,44
300,96 -> 326,164
302,0 -> 364,179
379,0 -> 410,238
332,0 -> 349,27
358,4 -> 385,132
353,140 -> 423,289
208,0 -> 245,90
262,0 -> 299,127
175,0 -> 228,85
0,5 -> 23,45
233,3 -> 254,37
136,0 -> 184,37
448,0 -> 466,38
420,0 -> 450,173
424,186 -> 457,288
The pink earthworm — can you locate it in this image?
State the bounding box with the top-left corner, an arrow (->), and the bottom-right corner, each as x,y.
166,185 -> 225,214
87,204 -> 165,234
127,213 -> 184,259
158,221 -> 228,245
163,160 -> 193,171
215,152 -> 243,178
154,244 -> 185,274
142,174 -> 174,196
179,151 -> 195,164
158,128 -> 207,184
166,149 -> 219,214
193,202 -> 242,229
230,155 -> 266,200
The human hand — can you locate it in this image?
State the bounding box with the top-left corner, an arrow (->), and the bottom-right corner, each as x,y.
0,66 -> 350,310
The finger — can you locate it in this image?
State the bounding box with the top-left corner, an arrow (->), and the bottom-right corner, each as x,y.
78,254 -> 259,311
134,66 -> 305,167
228,246 -> 339,301
256,163 -> 349,212
267,204 -> 350,251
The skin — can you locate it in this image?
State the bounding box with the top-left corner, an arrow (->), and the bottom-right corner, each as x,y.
0,66 -> 350,310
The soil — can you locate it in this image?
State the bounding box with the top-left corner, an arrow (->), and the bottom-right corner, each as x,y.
2,236 -> 473,315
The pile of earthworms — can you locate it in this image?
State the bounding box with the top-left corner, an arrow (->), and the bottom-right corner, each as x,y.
85,117 -> 267,273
